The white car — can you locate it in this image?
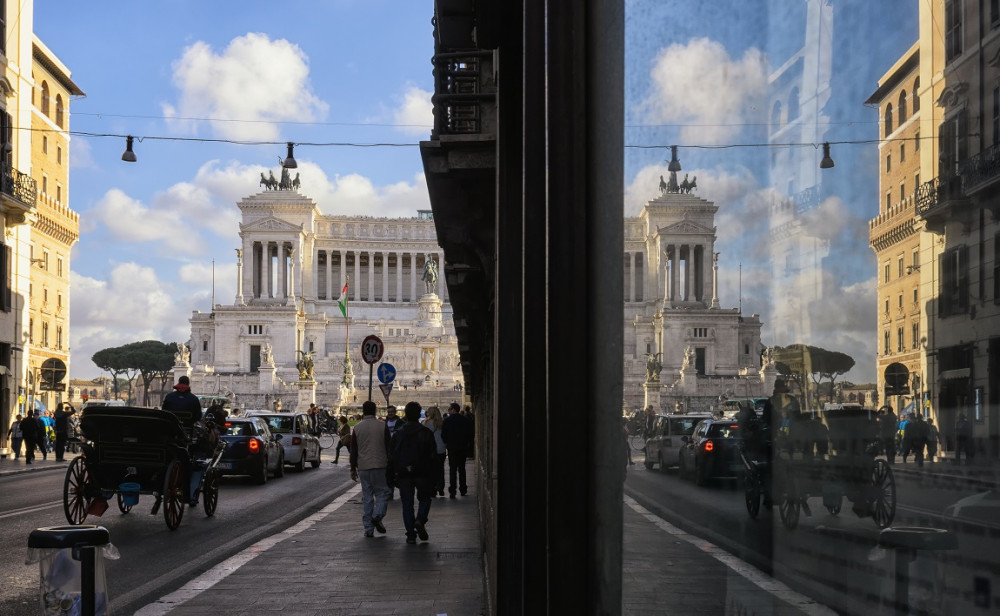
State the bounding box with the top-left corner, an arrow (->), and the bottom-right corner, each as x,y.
246,411 -> 322,471
643,413 -> 712,472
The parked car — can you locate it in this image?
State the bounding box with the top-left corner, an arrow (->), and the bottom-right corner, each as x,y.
643,413 -> 711,472
678,417 -> 743,486
218,417 -> 285,484
246,411 -> 322,471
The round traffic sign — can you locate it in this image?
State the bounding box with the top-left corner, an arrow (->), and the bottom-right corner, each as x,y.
377,363 -> 396,384
361,335 -> 384,365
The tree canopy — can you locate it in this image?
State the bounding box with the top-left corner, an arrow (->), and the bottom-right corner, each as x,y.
771,344 -> 856,406
92,340 -> 178,404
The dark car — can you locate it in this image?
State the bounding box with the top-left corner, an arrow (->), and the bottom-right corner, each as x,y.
218,417 -> 285,484
678,418 -> 743,486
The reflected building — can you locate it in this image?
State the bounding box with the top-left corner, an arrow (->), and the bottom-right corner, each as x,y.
624,179 -> 768,412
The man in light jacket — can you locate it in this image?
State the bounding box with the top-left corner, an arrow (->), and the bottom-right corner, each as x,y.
350,400 -> 392,537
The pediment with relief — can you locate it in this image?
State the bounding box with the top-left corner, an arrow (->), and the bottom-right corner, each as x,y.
657,220 -> 714,235
936,81 -> 968,108
240,217 -> 303,233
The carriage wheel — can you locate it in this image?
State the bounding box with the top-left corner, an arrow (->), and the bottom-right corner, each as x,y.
202,469 -> 220,517
162,460 -> 187,530
870,459 -> 896,529
318,434 -> 335,449
777,467 -> 800,529
63,457 -> 90,525
117,491 -> 133,514
745,468 -> 762,519
629,432 -> 647,451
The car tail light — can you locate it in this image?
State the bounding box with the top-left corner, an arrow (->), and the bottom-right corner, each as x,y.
292,437 -> 302,446
703,440 -> 714,453
248,438 -> 260,453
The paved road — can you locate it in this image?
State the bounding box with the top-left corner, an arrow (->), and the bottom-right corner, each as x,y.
626,454 -> 1000,615
0,459 -> 354,616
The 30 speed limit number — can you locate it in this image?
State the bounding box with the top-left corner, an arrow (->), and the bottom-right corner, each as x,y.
361,335 -> 385,365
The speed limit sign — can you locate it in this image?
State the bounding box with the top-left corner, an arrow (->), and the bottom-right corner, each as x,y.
361,335 -> 384,365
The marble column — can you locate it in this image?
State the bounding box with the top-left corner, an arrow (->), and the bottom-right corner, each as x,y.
670,245 -> 679,303
367,250 -> 375,302
684,245 -> 692,301
382,251 -> 389,302
340,249 -> 347,296
628,252 -> 635,302
267,242 -> 274,298
411,253 -> 418,301
236,248 -> 245,305
353,250 -> 361,301
396,252 -> 403,302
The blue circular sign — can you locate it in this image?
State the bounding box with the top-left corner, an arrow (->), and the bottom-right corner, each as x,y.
377,363 -> 396,384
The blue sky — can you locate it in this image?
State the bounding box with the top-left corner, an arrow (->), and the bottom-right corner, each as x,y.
37,1 -> 915,381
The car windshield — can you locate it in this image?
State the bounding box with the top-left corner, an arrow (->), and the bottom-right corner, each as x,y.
706,424 -> 741,439
263,416 -> 293,433
224,423 -> 253,437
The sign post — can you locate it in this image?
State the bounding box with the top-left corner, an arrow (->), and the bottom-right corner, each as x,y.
360,335 -> 385,402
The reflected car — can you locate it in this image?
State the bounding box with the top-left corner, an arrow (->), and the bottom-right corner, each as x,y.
643,413 -> 711,472
246,411 -> 322,472
678,418 -> 743,486
218,417 -> 285,484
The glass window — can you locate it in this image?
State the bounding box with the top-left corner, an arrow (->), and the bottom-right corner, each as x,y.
946,0 -> 963,62
898,90 -> 907,123
885,103 -> 894,136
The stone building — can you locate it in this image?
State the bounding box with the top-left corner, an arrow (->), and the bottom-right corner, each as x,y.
623,176 -> 770,413
182,181 -> 464,411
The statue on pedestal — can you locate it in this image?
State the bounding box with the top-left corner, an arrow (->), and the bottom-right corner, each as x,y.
261,341 -> 274,367
296,351 -> 314,380
421,256 -> 439,294
645,352 -> 663,382
175,342 -> 190,364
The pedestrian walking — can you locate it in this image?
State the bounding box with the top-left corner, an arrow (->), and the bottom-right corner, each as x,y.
878,406 -> 897,464
909,414 -> 929,467
349,400 -> 392,537
53,403 -> 77,462
7,414 -> 23,459
899,414 -> 912,463
20,411 -> 41,464
441,402 -> 473,498
926,419 -> 941,462
622,417 -> 634,465
422,406 -> 447,495
955,414 -> 974,465
333,416 -> 351,464
389,401 -> 438,544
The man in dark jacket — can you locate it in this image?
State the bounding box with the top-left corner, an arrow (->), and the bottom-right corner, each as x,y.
161,375 -> 202,428
53,403 -> 76,461
441,402 -> 472,498
20,411 -> 41,464
388,401 -> 438,544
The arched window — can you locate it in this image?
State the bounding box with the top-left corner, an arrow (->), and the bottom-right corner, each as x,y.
55,95 -> 64,128
771,101 -> 782,128
898,90 -> 907,124
40,81 -> 49,116
884,103 -> 894,137
913,77 -> 920,112
788,87 -> 800,121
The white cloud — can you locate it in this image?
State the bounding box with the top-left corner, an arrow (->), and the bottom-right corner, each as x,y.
299,167 -> 431,217
163,33 -> 329,140
640,38 -> 767,144
392,86 -> 433,135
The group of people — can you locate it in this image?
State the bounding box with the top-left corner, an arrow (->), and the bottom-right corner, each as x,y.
877,406 -> 947,466
6,403 -> 78,463
348,400 -> 475,544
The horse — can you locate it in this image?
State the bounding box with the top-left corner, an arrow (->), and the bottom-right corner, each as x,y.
260,172 -> 272,191
292,173 -> 301,190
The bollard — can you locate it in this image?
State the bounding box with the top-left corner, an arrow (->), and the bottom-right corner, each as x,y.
878,527 -> 957,616
27,525 -> 112,616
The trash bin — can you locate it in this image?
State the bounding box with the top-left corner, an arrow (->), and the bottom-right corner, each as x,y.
26,525 -> 119,616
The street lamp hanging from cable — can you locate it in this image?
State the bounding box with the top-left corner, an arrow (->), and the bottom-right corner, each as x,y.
283,142 -> 297,168
121,136 -> 137,162
820,142 -> 834,169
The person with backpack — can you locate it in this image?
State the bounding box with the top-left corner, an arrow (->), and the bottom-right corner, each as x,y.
53,403 -> 77,462
20,411 -> 41,464
7,414 -> 23,459
388,401 -> 438,544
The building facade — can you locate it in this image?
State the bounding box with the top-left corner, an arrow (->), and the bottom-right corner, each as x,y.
624,180 -> 768,412
867,43 -> 923,417
0,0 -> 81,456
26,37 -> 81,415
909,0 -> 1000,455
184,184 -> 463,411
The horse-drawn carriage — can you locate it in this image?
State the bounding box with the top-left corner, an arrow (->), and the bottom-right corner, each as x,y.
742,406 -> 896,530
63,406 -> 225,530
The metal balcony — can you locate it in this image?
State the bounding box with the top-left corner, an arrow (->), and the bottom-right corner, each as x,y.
0,161 -> 37,223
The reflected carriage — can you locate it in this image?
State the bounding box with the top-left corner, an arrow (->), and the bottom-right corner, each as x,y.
62,406 -> 225,530
742,406 -> 896,530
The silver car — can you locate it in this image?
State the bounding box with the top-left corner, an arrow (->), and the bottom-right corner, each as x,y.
644,413 -> 711,472
247,411 -> 322,471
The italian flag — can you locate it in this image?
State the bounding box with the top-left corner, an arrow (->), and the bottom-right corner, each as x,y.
336,282 -> 348,317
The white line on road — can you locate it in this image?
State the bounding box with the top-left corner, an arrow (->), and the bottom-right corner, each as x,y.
0,500 -> 62,519
624,495 -> 837,616
134,484 -> 361,616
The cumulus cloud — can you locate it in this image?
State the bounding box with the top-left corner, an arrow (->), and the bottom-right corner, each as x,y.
162,33 -> 329,140
301,167 -> 431,217
640,38 -> 767,144
392,86 -> 433,135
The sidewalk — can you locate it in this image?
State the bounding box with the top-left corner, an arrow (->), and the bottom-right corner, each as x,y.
135,468 -> 486,616
0,450 -> 72,476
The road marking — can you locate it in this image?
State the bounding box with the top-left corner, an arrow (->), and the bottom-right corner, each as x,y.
0,500 -> 62,519
624,495 -> 837,616
134,483 -> 361,616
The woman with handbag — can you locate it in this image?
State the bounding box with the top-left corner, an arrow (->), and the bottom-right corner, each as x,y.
333,416 -> 352,464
